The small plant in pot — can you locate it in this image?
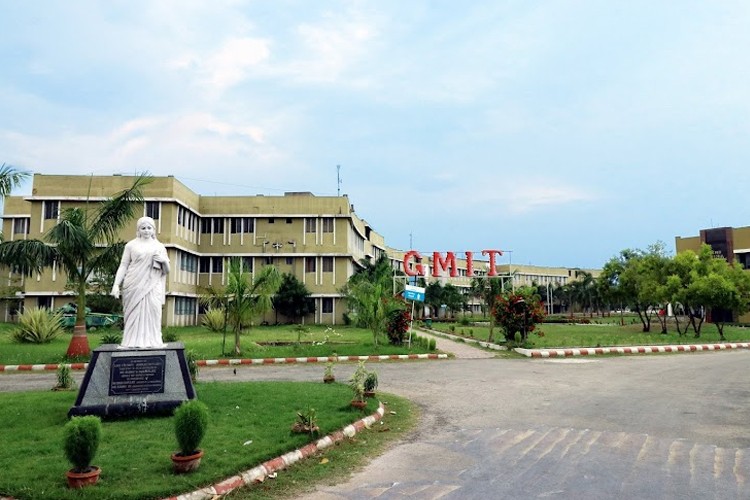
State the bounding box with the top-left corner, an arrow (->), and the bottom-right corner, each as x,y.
323,362 -> 335,383
363,370 -> 378,397
63,416 -> 102,488
171,399 -> 209,474
349,361 -> 368,409
291,406 -> 319,436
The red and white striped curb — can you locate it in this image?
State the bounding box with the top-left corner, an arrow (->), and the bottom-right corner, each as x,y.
198,353 -> 448,367
0,354 -> 447,373
163,403 -> 386,500
516,342 -> 750,358
0,362 -> 88,373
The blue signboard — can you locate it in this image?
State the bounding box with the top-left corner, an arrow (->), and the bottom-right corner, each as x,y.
403,284 -> 426,302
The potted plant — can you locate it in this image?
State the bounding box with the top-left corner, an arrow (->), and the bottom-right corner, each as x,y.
63,416 -> 102,488
291,406 -> 319,436
363,370 -> 378,397
349,361 -> 368,409
171,399 -> 209,473
323,362 -> 335,383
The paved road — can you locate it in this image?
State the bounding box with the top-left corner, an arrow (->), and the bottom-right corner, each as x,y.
2,337 -> 749,499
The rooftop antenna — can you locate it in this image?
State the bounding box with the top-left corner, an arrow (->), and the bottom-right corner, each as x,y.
337,165 -> 342,196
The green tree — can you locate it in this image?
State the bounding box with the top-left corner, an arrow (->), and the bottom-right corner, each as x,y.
273,273 -> 314,323
470,276 -> 505,342
424,281 -> 444,319
441,283 -> 466,318
346,281 -> 403,347
223,258 -> 281,355
493,287 -> 546,343
0,174 -> 150,357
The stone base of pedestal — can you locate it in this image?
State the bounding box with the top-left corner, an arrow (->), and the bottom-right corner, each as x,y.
68,342 -> 195,418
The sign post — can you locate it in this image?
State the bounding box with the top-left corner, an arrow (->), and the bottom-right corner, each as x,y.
403,285 -> 425,348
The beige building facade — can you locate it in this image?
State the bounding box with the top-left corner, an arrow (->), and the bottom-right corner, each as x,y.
1,174 -> 389,326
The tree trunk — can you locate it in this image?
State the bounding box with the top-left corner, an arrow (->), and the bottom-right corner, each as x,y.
66,280 -> 90,358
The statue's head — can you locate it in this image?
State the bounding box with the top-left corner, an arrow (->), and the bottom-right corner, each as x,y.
136,216 -> 157,239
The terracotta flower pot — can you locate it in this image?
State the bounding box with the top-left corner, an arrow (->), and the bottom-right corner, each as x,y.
66,466 -> 101,489
171,450 -> 204,474
350,399 -> 367,409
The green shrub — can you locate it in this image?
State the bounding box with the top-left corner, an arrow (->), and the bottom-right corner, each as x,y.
429,338 -> 436,351
174,400 -> 209,455
100,333 -> 122,345
12,307 -> 64,344
201,307 -> 225,332
163,330 -> 179,342
459,316 -> 470,326
186,350 -> 199,383
56,364 -> 75,390
63,416 -> 102,472
449,325 -> 455,332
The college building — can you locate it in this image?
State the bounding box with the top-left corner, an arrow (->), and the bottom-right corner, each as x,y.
1,174 -> 601,326
675,226 -> 750,323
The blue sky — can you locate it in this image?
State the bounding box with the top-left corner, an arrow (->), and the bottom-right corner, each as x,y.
2,1 -> 749,269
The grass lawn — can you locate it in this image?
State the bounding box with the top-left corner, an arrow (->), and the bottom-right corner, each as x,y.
0,381 -> 416,500
0,323 -> 438,366
431,317 -> 750,348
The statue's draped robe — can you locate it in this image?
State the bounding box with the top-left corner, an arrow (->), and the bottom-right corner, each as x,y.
117,239 -> 169,348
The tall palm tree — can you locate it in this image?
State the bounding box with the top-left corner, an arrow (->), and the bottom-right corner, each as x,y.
0,163 -> 29,203
0,174 -> 151,357
223,257 -> 281,355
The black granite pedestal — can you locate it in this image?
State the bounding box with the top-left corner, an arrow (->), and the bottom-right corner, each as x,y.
68,342 -> 195,418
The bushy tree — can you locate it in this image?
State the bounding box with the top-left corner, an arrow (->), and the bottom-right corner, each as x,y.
493,287 -> 545,344
273,273 -> 314,323
386,308 -> 411,345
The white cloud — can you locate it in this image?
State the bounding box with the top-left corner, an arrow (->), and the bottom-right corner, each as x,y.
169,37 -> 271,96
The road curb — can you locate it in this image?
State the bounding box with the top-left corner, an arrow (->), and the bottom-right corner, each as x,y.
163,403 -> 386,500
0,354 -> 448,373
516,342 -> 750,358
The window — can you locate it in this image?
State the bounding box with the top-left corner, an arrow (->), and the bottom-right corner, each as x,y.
44,201 -> 59,220
268,218 -> 275,224
265,257 -> 273,265
146,201 -> 160,220
175,297 -> 196,316
242,257 -> 253,272
212,217 -> 224,234
285,257 -> 293,265
212,257 -> 223,273
244,218 -> 254,233
38,296 -> 52,309
199,257 -> 211,273
286,218 -> 292,224
13,218 -> 29,235
322,298 -> 333,314
323,257 -> 333,273
201,218 -> 211,234
230,217 -> 254,234
305,257 -> 316,273
322,218 -> 334,233
180,252 -> 198,272
305,217 -> 317,233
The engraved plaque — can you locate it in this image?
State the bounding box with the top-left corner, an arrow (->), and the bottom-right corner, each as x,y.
109,355 -> 166,396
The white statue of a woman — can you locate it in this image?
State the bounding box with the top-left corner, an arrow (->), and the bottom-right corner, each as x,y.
111,216 -> 170,348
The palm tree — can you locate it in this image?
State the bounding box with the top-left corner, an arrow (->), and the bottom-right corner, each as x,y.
0,163 -> 29,203
0,174 -> 151,357
223,258 -> 281,355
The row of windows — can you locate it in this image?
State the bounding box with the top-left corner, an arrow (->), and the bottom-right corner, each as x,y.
39,201 -> 335,235
194,256 -> 335,273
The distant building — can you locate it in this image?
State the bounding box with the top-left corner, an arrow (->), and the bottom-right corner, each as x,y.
675,226 -> 750,323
